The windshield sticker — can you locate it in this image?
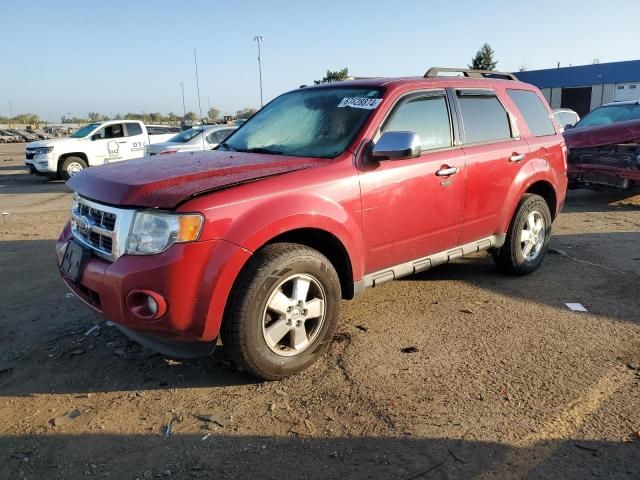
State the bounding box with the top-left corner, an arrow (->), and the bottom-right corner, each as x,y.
338,97 -> 383,110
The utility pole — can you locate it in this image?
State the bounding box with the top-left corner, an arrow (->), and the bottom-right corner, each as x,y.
8,100 -> 13,127
193,48 -> 203,122
254,35 -> 264,107
179,82 -> 186,119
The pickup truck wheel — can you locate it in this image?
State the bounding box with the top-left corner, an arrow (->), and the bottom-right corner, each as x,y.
59,156 -> 87,180
222,243 -> 341,380
492,193 -> 552,276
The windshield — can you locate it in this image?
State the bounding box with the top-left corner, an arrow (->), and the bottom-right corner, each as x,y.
168,128 -> 203,143
576,103 -> 640,128
70,123 -> 101,138
219,87 -> 383,158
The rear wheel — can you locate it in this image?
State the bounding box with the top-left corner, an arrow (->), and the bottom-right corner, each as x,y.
493,194 -> 552,275
221,243 -> 341,380
59,156 -> 87,180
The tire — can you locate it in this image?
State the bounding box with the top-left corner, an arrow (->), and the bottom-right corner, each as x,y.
492,193 -> 552,276
221,243 -> 342,380
59,156 -> 87,180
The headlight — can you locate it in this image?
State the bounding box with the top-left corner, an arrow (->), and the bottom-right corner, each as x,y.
35,146 -> 53,155
125,212 -> 203,255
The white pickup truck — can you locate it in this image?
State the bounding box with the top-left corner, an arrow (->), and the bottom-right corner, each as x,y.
25,120 -> 180,180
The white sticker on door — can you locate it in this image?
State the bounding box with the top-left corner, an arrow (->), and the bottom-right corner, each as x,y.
337,97 -> 383,109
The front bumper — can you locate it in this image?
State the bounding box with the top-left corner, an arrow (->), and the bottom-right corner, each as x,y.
25,154 -> 55,175
56,222 -> 252,343
568,164 -> 640,189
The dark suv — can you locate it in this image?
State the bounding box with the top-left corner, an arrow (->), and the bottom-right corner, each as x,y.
58,67 -> 567,379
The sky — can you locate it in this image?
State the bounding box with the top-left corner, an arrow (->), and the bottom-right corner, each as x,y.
1,0 -> 639,122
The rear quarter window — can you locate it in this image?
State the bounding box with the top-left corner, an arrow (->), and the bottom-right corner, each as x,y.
457,91 -> 512,144
125,123 -> 143,136
507,89 -> 556,137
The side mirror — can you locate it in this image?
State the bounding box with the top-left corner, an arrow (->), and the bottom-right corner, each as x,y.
370,131 -> 421,161
91,134 -> 101,141
564,124 -> 574,130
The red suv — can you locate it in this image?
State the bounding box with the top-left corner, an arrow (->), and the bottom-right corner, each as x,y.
57,68 -> 567,380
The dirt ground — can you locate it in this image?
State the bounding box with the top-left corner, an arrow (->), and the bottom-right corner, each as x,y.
1,142 -> 639,479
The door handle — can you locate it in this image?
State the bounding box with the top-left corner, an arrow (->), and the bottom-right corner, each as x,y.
435,166 -> 459,177
509,153 -> 526,163
117,141 -> 127,144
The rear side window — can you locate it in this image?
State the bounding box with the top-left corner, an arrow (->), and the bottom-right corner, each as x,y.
507,89 -> 556,137
125,123 -> 143,136
382,93 -> 452,150
457,91 -> 511,144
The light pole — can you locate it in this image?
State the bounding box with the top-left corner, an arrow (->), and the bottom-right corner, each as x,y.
254,35 -> 264,107
179,82 -> 186,120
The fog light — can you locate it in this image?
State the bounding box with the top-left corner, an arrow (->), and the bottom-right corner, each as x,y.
147,296 -> 158,316
125,289 -> 167,321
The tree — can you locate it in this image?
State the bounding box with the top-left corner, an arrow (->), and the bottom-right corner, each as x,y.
88,112 -> 104,122
236,108 -> 257,120
207,107 -> 221,122
469,43 -> 497,71
183,111 -> 198,123
314,67 -> 350,85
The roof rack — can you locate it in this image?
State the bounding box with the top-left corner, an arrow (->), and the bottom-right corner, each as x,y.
424,67 -> 518,81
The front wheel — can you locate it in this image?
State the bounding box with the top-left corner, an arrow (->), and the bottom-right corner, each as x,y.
492,193 -> 552,275
221,243 -> 342,380
59,156 -> 87,181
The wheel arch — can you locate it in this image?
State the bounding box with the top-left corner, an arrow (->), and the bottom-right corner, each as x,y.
57,152 -> 89,175
265,227 -> 356,299
525,180 -> 557,220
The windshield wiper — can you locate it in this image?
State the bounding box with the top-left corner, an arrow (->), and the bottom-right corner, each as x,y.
217,142 -> 237,152
237,147 -> 286,155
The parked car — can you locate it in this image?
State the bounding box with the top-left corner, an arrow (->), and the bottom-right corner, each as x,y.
24,120 -> 178,180
552,108 -> 580,132
145,124 -> 181,144
146,125 -> 237,156
12,129 -> 40,142
564,100 -> 640,190
0,131 -> 21,143
58,68 -> 567,380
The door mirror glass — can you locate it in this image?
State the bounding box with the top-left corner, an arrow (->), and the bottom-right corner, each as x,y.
91,133 -> 101,141
370,131 -> 421,161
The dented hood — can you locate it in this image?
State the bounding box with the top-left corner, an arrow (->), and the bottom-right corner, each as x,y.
67,150 -> 326,208
564,119 -> 640,149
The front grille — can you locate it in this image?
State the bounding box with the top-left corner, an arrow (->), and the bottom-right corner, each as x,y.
71,196 -> 134,262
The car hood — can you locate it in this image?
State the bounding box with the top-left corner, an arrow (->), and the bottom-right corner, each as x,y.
26,137 -> 81,149
564,119 -> 640,149
67,150 -> 326,208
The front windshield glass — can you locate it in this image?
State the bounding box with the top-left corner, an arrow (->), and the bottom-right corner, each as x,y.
576,103 -> 640,128
219,87 -> 383,158
71,123 -> 101,138
168,128 -> 203,143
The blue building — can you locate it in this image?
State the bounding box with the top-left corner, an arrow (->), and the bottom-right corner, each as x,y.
515,60 -> 640,117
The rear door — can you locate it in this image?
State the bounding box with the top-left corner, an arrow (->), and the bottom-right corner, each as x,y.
359,89 -> 466,273
454,88 -> 532,244
122,122 -> 147,160
505,89 -> 564,184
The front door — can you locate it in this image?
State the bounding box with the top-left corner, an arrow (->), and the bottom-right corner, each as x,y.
359,90 -> 466,273
453,88 -> 532,244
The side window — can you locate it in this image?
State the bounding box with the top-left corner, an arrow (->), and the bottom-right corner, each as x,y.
94,124 -> 124,140
457,91 -> 512,144
382,93 -> 452,151
507,89 -> 556,137
147,126 -> 159,135
125,123 -> 143,136
215,129 -> 234,143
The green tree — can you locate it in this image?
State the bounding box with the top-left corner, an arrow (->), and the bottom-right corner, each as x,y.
469,43 -> 498,71
314,67 -> 350,85
207,107 -> 221,122
236,108 -> 257,120
183,111 -> 198,123
88,112 -> 104,122
13,113 -> 40,124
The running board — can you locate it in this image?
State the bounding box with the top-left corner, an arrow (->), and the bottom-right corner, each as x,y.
363,235 -> 506,288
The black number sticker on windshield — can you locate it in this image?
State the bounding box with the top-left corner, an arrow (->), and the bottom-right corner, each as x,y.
337,97 -> 383,110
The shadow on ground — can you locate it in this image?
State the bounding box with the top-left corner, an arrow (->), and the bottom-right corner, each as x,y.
1,433 -> 639,479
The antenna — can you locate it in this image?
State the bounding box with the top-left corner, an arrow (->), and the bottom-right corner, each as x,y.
193,48 -> 206,151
